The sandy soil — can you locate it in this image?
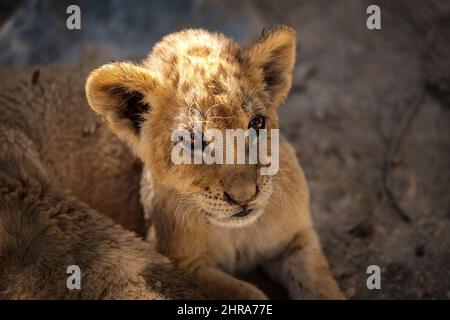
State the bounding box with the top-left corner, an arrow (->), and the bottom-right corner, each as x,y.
256,0 -> 450,299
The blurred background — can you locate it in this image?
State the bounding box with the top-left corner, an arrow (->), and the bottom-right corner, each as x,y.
0,0 -> 449,299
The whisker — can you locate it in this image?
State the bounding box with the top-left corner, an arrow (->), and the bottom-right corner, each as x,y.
205,103 -> 221,116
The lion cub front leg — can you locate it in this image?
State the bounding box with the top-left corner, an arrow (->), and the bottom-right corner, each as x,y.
264,230 -> 345,300
193,265 -> 268,300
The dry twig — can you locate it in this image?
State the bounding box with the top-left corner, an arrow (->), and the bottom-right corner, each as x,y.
381,88 -> 426,223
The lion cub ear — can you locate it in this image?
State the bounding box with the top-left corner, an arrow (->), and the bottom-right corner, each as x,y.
85,62 -> 156,150
244,25 -> 296,107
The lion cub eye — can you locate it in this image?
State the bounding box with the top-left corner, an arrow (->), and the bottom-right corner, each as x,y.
248,115 -> 265,130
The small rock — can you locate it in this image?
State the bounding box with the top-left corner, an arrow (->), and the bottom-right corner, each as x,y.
83,120 -> 97,136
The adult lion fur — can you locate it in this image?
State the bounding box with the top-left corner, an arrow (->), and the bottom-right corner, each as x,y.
0,64 -> 202,299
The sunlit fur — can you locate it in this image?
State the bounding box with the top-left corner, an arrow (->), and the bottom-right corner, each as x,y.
86,27 -> 345,299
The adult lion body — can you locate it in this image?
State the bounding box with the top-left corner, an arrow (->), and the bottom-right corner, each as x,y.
87,27 -> 344,299
0,65 -> 143,233
0,65 -> 202,299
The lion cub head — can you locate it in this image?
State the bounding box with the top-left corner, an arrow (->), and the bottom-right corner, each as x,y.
86,26 -> 296,228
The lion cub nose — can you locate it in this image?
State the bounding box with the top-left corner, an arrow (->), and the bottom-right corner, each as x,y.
224,186 -> 258,205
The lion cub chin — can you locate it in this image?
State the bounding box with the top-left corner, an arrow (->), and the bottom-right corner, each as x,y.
86,26 -> 345,300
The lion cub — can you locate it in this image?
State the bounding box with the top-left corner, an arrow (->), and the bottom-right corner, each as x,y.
86,26 -> 344,299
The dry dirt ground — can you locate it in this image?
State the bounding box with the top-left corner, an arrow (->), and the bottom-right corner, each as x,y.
260,0 -> 450,299
1,0 -> 449,299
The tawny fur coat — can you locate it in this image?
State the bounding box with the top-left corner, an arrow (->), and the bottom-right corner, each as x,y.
0,64 -> 202,299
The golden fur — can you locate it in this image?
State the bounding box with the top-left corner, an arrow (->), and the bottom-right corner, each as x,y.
86,27 -> 344,299
0,65 -> 203,299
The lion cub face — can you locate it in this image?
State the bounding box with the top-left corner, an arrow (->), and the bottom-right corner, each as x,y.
86,27 -> 296,228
